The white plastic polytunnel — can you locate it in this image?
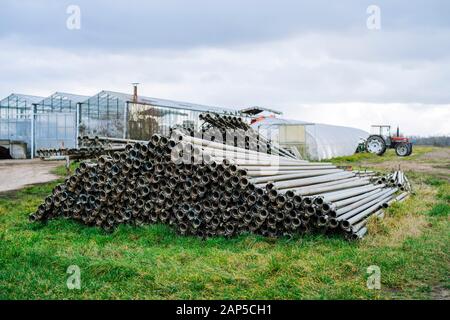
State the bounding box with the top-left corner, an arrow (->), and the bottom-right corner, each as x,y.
251,117 -> 369,160
305,123 -> 369,160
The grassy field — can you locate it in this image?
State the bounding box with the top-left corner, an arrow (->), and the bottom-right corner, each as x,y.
0,146 -> 448,299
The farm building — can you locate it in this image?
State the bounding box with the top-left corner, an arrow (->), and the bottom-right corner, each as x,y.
251,117 -> 369,160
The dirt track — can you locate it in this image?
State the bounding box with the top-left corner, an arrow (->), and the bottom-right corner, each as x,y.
361,148 -> 450,181
0,159 -> 64,193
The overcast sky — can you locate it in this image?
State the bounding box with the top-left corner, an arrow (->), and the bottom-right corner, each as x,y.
0,0 -> 449,135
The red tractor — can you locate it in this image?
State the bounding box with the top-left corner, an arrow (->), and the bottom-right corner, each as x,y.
366,125 -> 413,156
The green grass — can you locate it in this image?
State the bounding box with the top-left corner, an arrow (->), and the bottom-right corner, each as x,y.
437,184 -> 450,203
425,177 -> 446,187
329,146 -> 434,165
327,152 -> 379,164
0,153 -> 449,300
424,177 -> 450,217
51,161 -> 80,177
428,203 -> 450,217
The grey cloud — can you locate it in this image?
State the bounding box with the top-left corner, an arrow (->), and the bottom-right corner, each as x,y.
1,0 -> 450,50
0,1 -> 449,136
1,33 -> 450,104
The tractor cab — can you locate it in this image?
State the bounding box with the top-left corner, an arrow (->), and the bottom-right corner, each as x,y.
370,125 -> 391,136
370,125 -> 392,146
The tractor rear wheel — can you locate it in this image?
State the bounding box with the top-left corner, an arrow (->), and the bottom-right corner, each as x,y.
395,143 -> 410,157
406,143 -> 413,156
366,135 -> 386,156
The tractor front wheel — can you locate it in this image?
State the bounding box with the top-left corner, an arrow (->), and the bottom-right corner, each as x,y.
366,135 -> 386,156
395,143 -> 410,157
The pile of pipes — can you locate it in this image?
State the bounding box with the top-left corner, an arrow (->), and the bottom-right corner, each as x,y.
199,113 -> 250,131
36,147 -> 106,160
77,136 -> 143,149
198,113 -> 298,159
353,170 -> 377,178
373,170 -> 412,192
30,133 -> 411,240
36,136 -> 132,160
199,112 -> 252,131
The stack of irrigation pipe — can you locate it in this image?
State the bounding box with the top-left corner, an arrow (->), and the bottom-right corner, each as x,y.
199,113 -> 250,131
30,132 -> 411,240
36,136 -> 140,160
198,112 -> 298,159
372,170 -> 412,192
36,146 -> 125,160
352,170 -> 377,178
78,136 -> 148,148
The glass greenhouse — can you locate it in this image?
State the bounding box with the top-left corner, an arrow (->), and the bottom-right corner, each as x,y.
35,92 -> 88,113
0,92 -> 90,156
79,91 -> 238,140
32,92 -> 89,153
1,90 -> 241,158
0,93 -> 45,151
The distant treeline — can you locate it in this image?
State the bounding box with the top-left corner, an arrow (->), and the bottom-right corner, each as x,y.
409,136 -> 450,146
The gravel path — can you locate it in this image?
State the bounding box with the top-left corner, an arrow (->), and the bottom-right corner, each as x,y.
361,147 -> 450,181
0,159 -> 64,193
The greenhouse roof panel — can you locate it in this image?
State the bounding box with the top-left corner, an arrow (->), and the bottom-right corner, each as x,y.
251,117 -> 314,127
50,92 -> 90,103
37,92 -> 90,109
138,96 -> 237,114
0,93 -> 46,107
83,90 -> 240,114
